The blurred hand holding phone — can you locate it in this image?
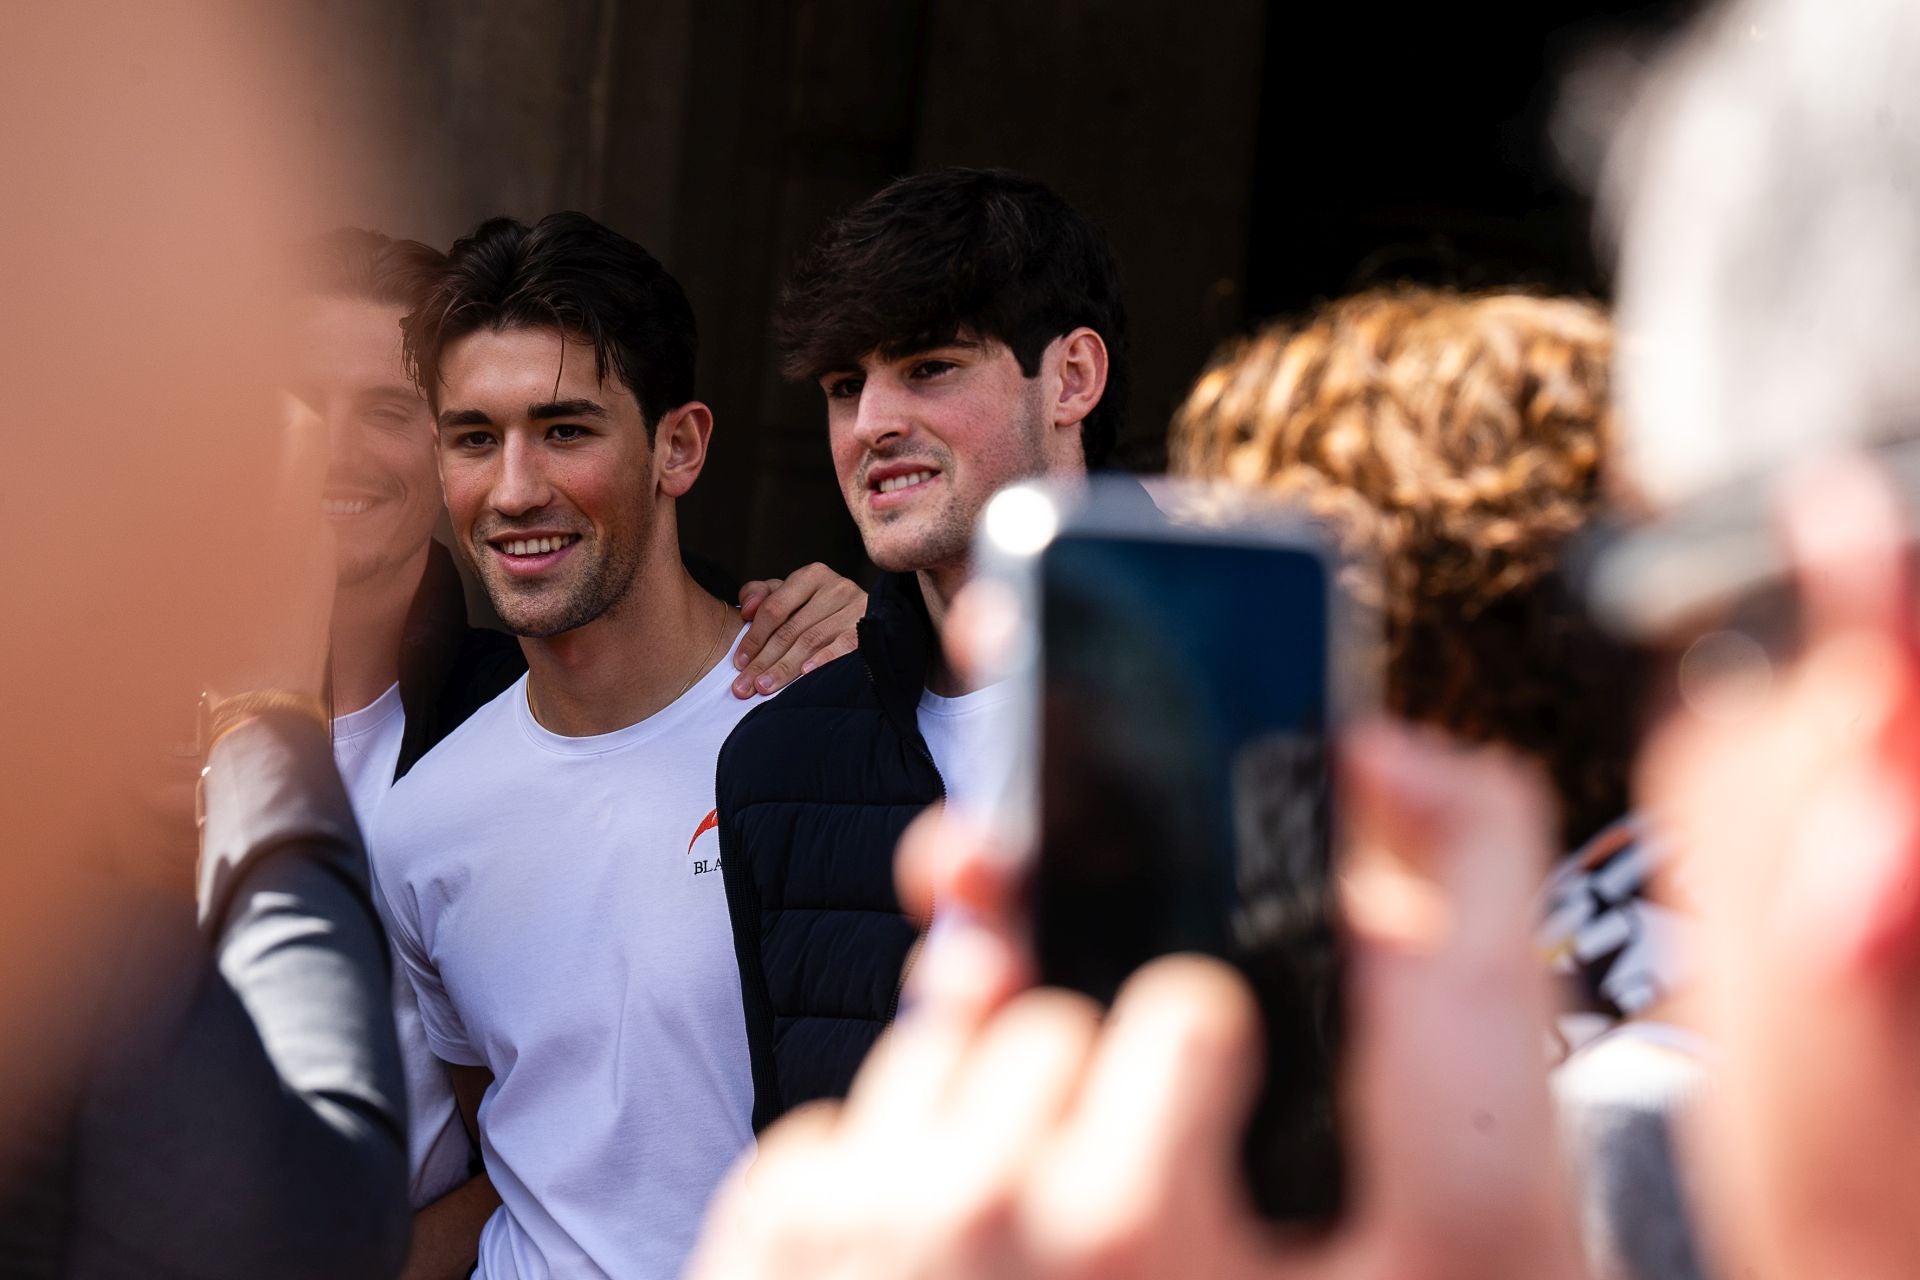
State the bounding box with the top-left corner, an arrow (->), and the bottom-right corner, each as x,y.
967,475 -> 1357,1225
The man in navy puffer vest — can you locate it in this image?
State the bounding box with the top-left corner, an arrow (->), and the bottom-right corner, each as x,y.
717,168 -> 1132,1129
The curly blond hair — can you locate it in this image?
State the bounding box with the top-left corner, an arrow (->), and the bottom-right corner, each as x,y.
1171,287 -> 1637,846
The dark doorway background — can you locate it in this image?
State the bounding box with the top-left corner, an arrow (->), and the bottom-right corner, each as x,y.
1248,3 -> 1694,318
314,0 -> 1692,586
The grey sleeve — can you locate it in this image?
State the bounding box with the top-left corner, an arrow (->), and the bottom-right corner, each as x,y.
1555,1037 -> 1712,1280
67,712 -> 411,1279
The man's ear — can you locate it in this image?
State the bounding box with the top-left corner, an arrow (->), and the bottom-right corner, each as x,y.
655,400 -> 713,499
1049,327 -> 1109,431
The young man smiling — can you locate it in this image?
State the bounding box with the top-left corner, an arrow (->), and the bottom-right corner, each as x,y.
369,212 -> 861,1279
714,168 -> 1132,1130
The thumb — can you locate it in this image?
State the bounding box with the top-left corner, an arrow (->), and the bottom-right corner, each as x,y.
1338,722 -> 1550,957
1336,723 -> 1572,1261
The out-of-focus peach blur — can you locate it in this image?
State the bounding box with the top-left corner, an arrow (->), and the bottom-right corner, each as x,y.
0,1 -> 371,1141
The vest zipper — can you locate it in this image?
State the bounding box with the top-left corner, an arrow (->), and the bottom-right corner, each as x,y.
860,642 -> 944,1022
858,630 -> 947,801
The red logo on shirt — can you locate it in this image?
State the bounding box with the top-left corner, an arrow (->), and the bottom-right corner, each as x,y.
688,808 -> 721,875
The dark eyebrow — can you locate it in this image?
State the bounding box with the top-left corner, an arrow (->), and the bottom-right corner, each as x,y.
875,336 -> 985,364
356,387 -> 425,416
813,338 -> 983,383
438,407 -> 493,429
528,398 -> 607,421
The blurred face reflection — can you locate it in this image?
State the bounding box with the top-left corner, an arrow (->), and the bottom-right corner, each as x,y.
295,296 -> 442,590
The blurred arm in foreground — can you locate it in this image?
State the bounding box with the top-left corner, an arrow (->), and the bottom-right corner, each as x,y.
73,711 -> 411,1276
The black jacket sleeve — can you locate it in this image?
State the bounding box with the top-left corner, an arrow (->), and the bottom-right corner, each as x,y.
64,711 -> 410,1278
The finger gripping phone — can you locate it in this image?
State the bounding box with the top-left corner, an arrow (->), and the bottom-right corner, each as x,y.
975,477 -> 1348,1226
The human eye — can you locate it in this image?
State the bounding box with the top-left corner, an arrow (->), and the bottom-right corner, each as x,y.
448,429 -> 496,451
821,373 -> 863,401
547,422 -> 593,443
909,358 -> 958,381
369,406 -> 417,431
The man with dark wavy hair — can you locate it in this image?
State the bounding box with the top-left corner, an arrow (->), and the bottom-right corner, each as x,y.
370,212 -> 865,1278
715,167 -> 1133,1131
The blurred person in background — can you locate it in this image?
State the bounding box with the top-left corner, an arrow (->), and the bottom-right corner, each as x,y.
1170,288 -> 1630,856
0,5 -> 411,1272
296,227 -> 510,1276
1168,288 -> 1697,1278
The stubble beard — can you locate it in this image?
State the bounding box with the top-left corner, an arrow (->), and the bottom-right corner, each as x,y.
331,488 -> 439,595
472,526 -> 646,640
333,526 -> 418,593
333,544 -> 388,592
863,396 -> 1052,574
861,492 -> 971,574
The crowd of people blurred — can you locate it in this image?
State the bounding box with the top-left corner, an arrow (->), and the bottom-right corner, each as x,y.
5,0 -> 1918,1276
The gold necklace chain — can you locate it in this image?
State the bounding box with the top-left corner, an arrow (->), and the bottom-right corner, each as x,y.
668,605 -> 737,706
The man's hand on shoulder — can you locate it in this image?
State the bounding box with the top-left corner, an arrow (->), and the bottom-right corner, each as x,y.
731,563 -> 866,698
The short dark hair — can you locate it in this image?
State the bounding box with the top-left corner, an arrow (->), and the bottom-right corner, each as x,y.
402,212 -> 697,435
298,227 -> 446,311
775,167 -> 1129,467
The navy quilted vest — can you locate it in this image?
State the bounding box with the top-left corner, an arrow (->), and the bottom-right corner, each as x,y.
716,572 -> 943,1131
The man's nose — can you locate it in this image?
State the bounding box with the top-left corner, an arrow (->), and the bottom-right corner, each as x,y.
491,433 -> 553,517
322,404 -> 368,473
850,377 -> 911,452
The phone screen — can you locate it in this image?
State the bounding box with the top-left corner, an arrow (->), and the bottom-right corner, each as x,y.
1032,529 -> 1344,1224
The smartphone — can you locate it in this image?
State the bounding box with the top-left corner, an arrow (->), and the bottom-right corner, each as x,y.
973,476 -> 1349,1226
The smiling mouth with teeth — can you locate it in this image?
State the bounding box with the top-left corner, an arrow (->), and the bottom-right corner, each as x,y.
322,496 -> 379,516
874,470 -> 936,494
498,535 -> 581,556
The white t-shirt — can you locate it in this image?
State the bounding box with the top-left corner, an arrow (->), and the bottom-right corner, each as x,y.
332,683 -> 408,823
916,680 -> 1018,818
372,636 -> 757,1280
332,682 -> 475,1209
